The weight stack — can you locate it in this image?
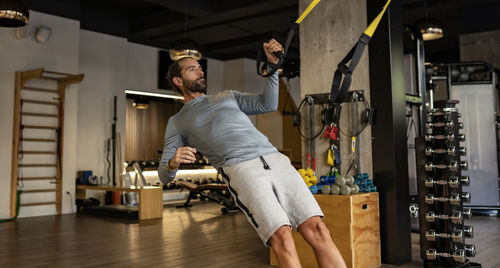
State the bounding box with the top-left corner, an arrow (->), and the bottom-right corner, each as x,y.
415,100 -> 480,268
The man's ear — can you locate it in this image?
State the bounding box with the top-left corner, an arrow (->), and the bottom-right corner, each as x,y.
173,77 -> 183,88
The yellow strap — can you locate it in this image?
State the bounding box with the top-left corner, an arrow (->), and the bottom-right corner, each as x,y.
364,0 -> 392,37
295,0 -> 321,24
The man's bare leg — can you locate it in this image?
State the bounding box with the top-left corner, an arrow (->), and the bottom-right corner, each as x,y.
269,225 -> 302,268
298,216 -> 347,268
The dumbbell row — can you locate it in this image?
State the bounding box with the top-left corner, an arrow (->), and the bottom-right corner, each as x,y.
425,121 -> 464,130
425,161 -> 468,172
425,209 -> 472,223
425,176 -> 470,188
425,227 -> 474,243
425,146 -> 466,156
426,245 -> 476,263
425,134 -> 465,142
425,193 -> 471,205
326,184 -> 360,195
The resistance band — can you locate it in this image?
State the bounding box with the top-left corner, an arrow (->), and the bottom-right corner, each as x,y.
329,0 -> 391,104
256,0 -> 321,77
0,190 -> 22,222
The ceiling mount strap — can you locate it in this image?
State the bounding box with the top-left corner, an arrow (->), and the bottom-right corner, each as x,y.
329,0 -> 391,104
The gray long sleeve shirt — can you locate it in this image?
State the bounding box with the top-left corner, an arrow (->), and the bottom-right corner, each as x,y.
158,72 -> 279,184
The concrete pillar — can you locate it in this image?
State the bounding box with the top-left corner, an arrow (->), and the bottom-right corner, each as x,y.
299,0 -> 372,177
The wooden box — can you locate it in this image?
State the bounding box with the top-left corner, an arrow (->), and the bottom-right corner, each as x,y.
270,192 -> 381,268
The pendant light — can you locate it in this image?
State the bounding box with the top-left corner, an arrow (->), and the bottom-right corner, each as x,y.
133,98 -> 150,110
169,38 -> 202,60
169,0 -> 202,60
416,0 -> 443,41
0,0 -> 29,27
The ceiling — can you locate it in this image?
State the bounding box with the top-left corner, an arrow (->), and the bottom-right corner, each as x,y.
24,0 -> 500,63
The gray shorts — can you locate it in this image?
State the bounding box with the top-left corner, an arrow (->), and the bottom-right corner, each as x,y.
221,152 -> 324,246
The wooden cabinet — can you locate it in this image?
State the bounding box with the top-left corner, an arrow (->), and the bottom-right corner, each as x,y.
76,185 -> 163,220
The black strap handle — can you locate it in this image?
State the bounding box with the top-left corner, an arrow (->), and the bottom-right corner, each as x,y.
256,23 -> 299,77
329,33 -> 370,104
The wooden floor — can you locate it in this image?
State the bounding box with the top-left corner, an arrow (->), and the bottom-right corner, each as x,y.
1,201 -> 499,267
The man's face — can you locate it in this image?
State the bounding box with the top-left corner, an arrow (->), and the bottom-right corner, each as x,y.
178,58 -> 207,94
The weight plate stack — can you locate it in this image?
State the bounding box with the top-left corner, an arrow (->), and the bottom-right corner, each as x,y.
416,100 -> 479,267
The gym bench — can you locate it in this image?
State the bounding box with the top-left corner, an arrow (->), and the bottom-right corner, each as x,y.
176,181 -> 240,214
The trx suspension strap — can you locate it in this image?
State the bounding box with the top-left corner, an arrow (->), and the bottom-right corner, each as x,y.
256,0 -> 321,77
329,0 -> 392,104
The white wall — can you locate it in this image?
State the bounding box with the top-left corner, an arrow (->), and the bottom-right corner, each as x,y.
0,11 -> 292,219
460,30 -> 500,70
0,11 -> 80,218
77,30 -> 127,186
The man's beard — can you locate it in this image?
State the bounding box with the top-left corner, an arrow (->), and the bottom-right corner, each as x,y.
185,76 -> 207,94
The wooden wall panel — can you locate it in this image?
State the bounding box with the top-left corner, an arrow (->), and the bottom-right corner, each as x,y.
125,98 -> 180,161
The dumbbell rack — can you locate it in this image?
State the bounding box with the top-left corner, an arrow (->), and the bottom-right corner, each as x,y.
415,100 -> 480,267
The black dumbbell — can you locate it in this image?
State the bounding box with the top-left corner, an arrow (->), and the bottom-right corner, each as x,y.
463,208 -> 472,219
426,121 -> 454,129
464,244 -> 476,257
446,161 -> 469,171
453,250 -> 466,263
425,193 -> 461,205
462,192 -> 471,203
426,249 -> 452,261
463,225 -> 474,238
425,211 -> 462,223
425,134 -> 455,141
425,178 -> 460,188
425,230 -> 463,243
461,176 -> 470,187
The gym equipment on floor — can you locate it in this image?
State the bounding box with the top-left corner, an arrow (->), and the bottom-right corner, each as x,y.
176,181 -> 240,214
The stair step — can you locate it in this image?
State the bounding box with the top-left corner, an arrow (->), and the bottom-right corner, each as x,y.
22,125 -> 58,130
21,112 -> 58,118
18,164 -> 57,167
22,189 -> 57,193
19,176 -> 58,181
22,87 -> 58,94
20,151 -> 57,154
21,138 -> 57,142
20,201 -> 58,207
22,99 -> 59,106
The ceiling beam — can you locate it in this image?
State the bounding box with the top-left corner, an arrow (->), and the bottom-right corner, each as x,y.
134,1 -> 297,37
203,33 -> 272,51
143,0 -> 215,17
130,9 -> 185,33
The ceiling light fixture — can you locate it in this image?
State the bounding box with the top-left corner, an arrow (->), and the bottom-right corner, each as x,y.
125,89 -> 185,100
0,0 -> 29,27
169,0 -> 202,60
416,0 -> 443,41
169,38 -> 202,60
133,99 -> 150,110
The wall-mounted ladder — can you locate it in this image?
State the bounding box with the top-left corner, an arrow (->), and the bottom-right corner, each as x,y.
10,68 -> 84,217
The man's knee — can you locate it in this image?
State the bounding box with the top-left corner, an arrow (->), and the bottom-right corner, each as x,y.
270,225 -> 295,250
299,217 -> 332,243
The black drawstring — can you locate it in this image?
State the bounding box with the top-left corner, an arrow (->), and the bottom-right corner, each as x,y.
260,156 -> 270,170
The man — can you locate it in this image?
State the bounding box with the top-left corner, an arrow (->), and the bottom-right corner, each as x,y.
158,39 -> 346,268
